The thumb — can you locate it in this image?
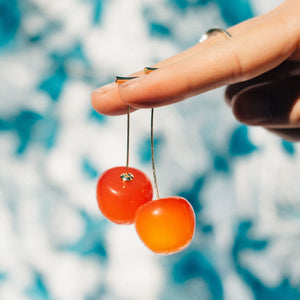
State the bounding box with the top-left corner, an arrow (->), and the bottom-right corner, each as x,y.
231,75 -> 300,128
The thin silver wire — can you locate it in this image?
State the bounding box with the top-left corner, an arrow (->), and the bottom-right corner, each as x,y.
151,108 -> 160,199
115,76 -> 136,181
126,105 -> 130,173
120,105 -> 134,181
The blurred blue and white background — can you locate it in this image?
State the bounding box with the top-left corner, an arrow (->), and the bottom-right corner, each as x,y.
2,0 -> 300,299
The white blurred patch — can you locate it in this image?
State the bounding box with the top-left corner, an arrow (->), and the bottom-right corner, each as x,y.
224,273 -> 254,300
45,254 -> 102,300
48,203 -> 84,245
251,0 -> 285,15
105,225 -> 164,300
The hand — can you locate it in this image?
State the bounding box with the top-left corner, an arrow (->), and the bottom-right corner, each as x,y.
91,0 -> 300,141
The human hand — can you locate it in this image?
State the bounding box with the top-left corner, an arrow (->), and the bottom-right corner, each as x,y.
91,0 -> 300,141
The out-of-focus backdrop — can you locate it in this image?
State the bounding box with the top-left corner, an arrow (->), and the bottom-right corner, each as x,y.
2,0 -> 300,299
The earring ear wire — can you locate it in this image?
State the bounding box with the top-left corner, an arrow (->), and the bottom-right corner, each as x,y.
115,76 -> 138,85
144,67 -> 158,74
143,67 -> 160,199
199,28 -> 232,43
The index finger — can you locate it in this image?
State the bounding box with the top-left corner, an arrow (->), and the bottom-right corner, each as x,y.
91,16 -> 259,115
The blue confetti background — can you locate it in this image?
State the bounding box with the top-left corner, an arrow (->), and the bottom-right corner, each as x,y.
1,0 -> 300,299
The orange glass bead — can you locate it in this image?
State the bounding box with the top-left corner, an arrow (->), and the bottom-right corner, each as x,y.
134,196 -> 195,254
97,166 -> 153,224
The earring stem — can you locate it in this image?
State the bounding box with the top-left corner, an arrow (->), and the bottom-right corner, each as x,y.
120,106 -> 134,181
115,76 -> 136,181
151,108 -> 160,199
126,105 -> 130,174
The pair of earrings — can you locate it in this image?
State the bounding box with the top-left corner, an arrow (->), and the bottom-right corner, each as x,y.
96,67 -> 195,255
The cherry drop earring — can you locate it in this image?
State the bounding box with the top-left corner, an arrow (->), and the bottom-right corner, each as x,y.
134,68 -> 196,255
96,76 -> 153,225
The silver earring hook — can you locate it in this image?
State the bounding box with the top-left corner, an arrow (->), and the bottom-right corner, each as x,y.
199,28 -> 232,43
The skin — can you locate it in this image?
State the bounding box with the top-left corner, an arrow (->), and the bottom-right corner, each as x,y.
91,0 -> 300,141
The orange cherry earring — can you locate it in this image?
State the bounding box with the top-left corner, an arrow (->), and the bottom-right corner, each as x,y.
134,68 -> 196,254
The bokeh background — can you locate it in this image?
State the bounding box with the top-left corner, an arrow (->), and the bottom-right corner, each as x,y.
2,0 -> 300,299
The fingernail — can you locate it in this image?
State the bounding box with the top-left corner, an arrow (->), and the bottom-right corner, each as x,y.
233,95 -> 272,125
115,76 -> 139,85
144,67 -> 158,74
117,76 -> 145,90
92,82 -> 116,94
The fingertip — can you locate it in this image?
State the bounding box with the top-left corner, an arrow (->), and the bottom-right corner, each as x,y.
91,90 -> 107,115
91,83 -> 129,116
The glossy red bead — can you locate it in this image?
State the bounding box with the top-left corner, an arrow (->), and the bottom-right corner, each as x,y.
97,166 -> 153,224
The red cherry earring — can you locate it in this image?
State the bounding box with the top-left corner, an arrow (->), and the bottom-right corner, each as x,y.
134,68 -> 196,254
96,76 -> 153,225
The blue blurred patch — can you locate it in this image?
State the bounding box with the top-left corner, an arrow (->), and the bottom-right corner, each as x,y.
0,118 -> 12,130
0,0 -> 20,48
36,114 -> 59,151
281,140 -> 295,156
138,135 -> 163,164
85,285 -> 107,300
178,174 -> 205,214
213,154 -> 229,173
172,250 -> 223,300
0,110 -> 59,154
215,0 -> 254,26
24,271 -> 50,300
168,0 -> 254,25
28,34 -> 42,43
148,22 -> 172,38
168,0 -> 208,12
50,42 -> 90,67
236,267 -> 300,300
83,0 -> 105,24
26,22 -> 61,45
44,42 -> 94,85
82,158 -> 99,179
229,125 -> 257,156
232,220 -> 268,279
14,110 -> 43,155
233,220 -> 268,256
232,222 -> 297,300
39,65 -> 68,101
68,42 -> 90,66
0,272 -> 7,281
89,0 -> 104,24
89,109 -> 107,123
230,220 -> 300,300
201,224 -> 214,234
60,210 -> 107,262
